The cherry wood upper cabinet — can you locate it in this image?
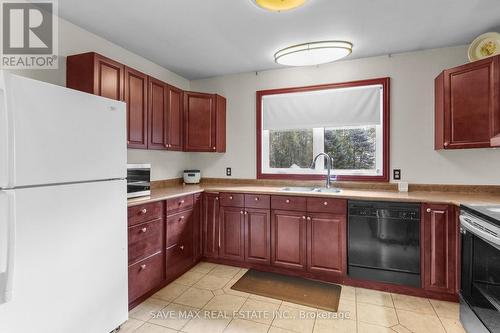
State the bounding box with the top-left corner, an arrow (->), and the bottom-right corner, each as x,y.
422,203 -> 458,295
435,56 -> 500,149
167,85 -> 184,151
67,52 -> 124,101
125,67 -> 148,149
307,213 -> 346,277
184,92 -> 226,152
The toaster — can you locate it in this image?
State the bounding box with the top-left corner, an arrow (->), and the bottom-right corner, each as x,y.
183,170 -> 201,184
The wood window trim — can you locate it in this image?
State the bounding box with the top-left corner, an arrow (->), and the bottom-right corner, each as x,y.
256,77 -> 391,182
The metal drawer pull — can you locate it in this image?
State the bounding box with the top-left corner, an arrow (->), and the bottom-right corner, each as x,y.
140,208 -> 147,214
140,264 -> 147,270
141,227 -> 147,233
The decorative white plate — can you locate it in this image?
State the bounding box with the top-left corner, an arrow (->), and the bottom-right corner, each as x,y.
468,32 -> 500,62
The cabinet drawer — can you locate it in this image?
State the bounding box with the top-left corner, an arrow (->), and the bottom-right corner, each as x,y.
128,252 -> 163,303
128,201 -> 163,226
307,197 -> 347,214
220,193 -> 244,207
245,194 -> 270,209
167,194 -> 194,214
166,209 -> 193,248
166,240 -> 194,279
271,195 -> 307,211
128,218 -> 163,265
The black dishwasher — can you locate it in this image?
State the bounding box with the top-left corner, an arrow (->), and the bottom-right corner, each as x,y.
348,200 -> 421,287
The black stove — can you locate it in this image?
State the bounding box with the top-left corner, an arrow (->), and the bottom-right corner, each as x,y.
461,204 -> 500,228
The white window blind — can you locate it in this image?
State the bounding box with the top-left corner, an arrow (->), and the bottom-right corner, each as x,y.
262,84 -> 382,130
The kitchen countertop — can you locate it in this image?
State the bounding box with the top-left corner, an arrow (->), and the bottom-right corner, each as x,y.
127,183 -> 500,207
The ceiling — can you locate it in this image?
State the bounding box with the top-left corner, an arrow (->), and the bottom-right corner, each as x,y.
59,0 -> 500,80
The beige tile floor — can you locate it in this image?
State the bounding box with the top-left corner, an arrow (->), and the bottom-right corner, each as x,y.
124,262 -> 466,333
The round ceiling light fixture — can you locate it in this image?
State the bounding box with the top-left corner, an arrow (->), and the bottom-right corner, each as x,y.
274,41 -> 353,66
253,0 -> 307,12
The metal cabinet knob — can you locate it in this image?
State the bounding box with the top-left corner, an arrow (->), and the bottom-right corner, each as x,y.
179,200 -> 185,205
140,208 -> 147,214
285,199 -> 290,203
307,217 -> 311,221
215,197 -> 219,201
444,142 -> 449,147
212,146 -> 216,150
180,245 -> 184,251
141,227 -> 147,233
323,201 -> 328,206
229,196 -> 233,200
180,216 -> 185,221
244,211 -> 248,215
426,208 -> 432,213
255,197 -> 259,201
302,216 -> 306,219
140,264 -> 147,270
240,210 -> 244,214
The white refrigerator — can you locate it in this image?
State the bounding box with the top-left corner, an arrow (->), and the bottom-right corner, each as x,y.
0,71 -> 129,333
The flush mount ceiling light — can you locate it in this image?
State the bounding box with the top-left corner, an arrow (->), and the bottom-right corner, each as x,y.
274,41 -> 353,66
253,0 -> 307,12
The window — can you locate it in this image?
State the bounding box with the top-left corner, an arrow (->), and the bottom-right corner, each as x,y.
257,78 -> 389,181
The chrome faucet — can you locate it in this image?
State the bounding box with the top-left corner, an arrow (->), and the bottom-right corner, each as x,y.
310,153 -> 336,189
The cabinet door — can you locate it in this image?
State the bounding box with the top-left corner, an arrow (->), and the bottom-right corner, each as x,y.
193,193 -> 203,262
203,193 -> 220,258
125,67 -> 148,149
184,92 -> 216,152
271,210 -> 307,270
167,85 -> 183,151
443,57 -> 498,149
219,206 -> 245,262
422,204 -> 457,294
245,208 -> 271,265
148,77 -> 167,150
94,54 -> 124,101
307,213 -> 346,276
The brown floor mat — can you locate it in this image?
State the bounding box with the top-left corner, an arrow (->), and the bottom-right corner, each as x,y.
231,269 -> 342,312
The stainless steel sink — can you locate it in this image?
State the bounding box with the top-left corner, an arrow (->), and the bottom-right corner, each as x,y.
280,186 -> 317,192
280,187 -> 341,193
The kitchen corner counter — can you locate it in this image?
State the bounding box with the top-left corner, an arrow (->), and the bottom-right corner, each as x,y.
128,183 -> 500,207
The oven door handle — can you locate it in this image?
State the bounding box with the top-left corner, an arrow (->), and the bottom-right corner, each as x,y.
460,215 -> 500,251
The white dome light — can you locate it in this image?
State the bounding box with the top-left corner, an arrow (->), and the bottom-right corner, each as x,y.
274,41 -> 353,66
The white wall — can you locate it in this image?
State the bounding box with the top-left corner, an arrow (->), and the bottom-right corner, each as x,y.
8,17 -> 192,180
190,46 -> 500,185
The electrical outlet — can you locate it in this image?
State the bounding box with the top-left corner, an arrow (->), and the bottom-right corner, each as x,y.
393,169 -> 401,180
226,167 -> 232,176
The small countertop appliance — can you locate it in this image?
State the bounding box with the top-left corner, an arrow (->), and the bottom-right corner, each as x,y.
184,170 -> 201,184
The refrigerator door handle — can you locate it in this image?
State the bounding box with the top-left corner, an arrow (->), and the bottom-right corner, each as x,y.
0,190 -> 16,304
0,73 -> 14,189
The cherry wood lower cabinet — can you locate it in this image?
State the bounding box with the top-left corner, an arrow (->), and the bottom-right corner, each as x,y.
271,210 -> 307,271
203,193 -> 220,258
219,206 -> 245,261
307,213 -> 346,276
422,203 -> 458,295
245,208 -> 271,265
193,193 -> 203,262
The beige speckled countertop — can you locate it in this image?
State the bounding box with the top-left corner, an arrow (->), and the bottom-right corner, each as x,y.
127,183 -> 500,207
